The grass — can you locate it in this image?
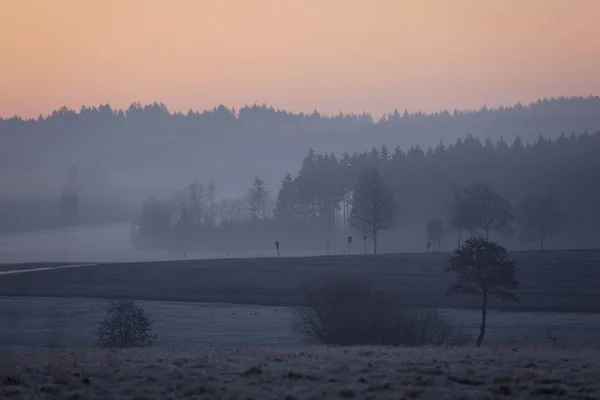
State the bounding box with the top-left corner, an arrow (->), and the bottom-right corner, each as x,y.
0,249 -> 599,313
1,296 -> 599,348
1,346 -> 599,399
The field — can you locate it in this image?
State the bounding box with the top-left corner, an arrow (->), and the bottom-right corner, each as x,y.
1,250 -> 600,398
1,296 -> 599,349
1,346 -> 600,399
0,250 -> 599,313
0,249 -> 599,350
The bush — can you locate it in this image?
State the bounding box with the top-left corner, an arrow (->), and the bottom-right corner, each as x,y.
295,276 -> 466,347
96,299 -> 157,348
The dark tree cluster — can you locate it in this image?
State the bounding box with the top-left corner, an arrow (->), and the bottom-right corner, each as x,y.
133,178 -> 279,253
134,129 -> 598,253
270,131 -> 599,251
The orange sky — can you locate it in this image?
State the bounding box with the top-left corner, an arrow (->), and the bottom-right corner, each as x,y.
1,0 -> 599,118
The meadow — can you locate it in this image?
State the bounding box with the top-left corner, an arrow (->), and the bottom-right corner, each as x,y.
0,249 -> 599,313
1,249 -> 599,351
1,296 -> 598,349
1,346 -> 599,399
1,249 -> 600,399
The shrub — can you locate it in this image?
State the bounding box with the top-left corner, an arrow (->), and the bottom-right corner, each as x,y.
295,276 -> 465,346
96,299 -> 157,348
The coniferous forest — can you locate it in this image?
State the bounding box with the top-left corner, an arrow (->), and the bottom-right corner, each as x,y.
1,96 -> 600,253
133,130 -> 600,254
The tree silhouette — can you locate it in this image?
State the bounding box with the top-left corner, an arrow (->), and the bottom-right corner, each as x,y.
518,194 -> 566,250
247,177 -> 269,220
450,187 -> 480,246
349,170 -> 396,254
96,299 -> 157,348
446,237 -> 520,347
459,183 -> 514,240
426,218 -> 444,252
274,172 -> 298,223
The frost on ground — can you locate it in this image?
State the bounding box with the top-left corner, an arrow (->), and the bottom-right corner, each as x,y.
1,346 -> 599,399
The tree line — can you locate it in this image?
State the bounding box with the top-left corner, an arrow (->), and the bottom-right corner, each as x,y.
134,129 -> 600,253
3,97 -> 600,146
2,96 -> 600,202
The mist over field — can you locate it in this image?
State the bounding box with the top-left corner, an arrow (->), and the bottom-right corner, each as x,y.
1,97 -> 600,257
0,223 -> 328,263
3,1 -> 600,396
2,86 -> 600,398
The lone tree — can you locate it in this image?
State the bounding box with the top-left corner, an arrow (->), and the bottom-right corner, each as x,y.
96,299 -> 157,348
426,218 -> 444,252
349,170 -> 396,254
451,183 -> 514,241
446,237 -> 519,347
518,194 -> 566,251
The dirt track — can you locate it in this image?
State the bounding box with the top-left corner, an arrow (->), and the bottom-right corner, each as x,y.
0,264 -> 96,275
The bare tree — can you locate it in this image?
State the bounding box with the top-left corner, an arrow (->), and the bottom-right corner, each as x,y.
446,237 -> 519,347
175,182 -> 208,229
218,197 -> 247,225
518,193 -> 566,251
426,218 -> 444,252
205,181 -> 217,227
452,183 -> 514,240
349,170 -> 396,254
96,299 -> 157,348
449,186 -> 479,247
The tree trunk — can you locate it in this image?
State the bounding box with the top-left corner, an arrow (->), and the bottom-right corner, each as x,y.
540,231 -> 545,251
373,229 -> 378,255
476,291 -> 488,347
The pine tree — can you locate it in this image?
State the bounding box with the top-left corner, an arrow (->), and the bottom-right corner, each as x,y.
247,177 -> 269,220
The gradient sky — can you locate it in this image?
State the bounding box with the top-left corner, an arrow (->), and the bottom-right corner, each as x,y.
1,0 -> 599,118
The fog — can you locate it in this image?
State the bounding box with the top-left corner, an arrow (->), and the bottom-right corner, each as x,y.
1,97 -> 600,259
0,223 -> 341,263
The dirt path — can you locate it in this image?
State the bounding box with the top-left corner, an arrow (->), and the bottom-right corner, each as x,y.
0,264 -> 96,276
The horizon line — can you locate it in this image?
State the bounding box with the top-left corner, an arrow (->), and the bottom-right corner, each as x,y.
3,94 -> 600,121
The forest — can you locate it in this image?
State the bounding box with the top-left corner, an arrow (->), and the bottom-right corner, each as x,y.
1,96 -> 600,199
1,96 -> 600,248
133,130 -> 600,254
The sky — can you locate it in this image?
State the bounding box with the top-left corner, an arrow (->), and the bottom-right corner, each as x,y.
1,0 -> 599,118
